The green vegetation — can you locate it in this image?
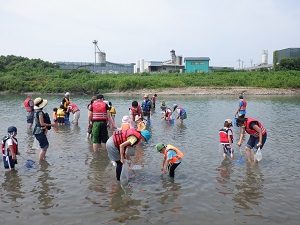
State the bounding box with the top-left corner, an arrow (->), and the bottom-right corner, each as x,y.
1,55 -> 300,94
274,58 -> 300,71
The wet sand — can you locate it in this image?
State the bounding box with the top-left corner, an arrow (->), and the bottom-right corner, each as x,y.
2,87 -> 299,97
105,87 -> 300,96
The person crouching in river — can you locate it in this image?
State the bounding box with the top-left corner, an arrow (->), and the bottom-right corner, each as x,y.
155,143 -> 184,178
236,116 -> 267,164
106,129 -> 151,181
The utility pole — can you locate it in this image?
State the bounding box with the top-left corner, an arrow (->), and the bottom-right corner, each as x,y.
237,59 -> 242,69
92,40 -> 98,72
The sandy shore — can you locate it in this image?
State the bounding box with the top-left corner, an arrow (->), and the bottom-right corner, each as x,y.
2,87 -> 299,96
105,87 -> 300,96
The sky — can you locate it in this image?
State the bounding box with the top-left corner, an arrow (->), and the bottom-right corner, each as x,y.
1,0 -> 299,68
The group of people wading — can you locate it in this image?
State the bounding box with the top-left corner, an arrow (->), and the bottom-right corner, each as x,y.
219,95 -> 267,164
2,92 -> 266,180
2,92 -> 186,180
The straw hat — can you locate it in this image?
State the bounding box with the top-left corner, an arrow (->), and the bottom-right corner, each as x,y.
135,115 -> 142,122
225,119 -> 232,124
34,97 -> 48,110
143,94 -> 149,98
122,115 -> 130,123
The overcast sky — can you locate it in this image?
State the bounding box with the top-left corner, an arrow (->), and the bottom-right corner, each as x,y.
1,0 -> 299,68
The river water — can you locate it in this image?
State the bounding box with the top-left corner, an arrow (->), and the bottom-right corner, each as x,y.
0,94 -> 299,225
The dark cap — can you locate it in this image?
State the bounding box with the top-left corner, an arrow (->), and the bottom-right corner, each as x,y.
97,94 -> 104,99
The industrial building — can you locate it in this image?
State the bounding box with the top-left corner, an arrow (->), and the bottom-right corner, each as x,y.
273,48 -> 300,65
184,57 -> 210,73
245,50 -> 273,71
134,50 -> 184,73
55,61 -> 134,74
55,40 -> 134,74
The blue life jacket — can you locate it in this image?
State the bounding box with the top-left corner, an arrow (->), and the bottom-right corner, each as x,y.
142,99 -> 151,112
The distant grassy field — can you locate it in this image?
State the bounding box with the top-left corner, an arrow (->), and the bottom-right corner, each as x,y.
1,70 -> 300,94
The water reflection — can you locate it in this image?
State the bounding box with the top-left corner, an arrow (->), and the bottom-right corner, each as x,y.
216,160 -> 234,196
109,183 -> 142,223
233,165 -> 264,211
159,178 -> 182,207
87,151 -> 110,194
36,161 -> 55,213
24,129 -> 36,153
1,170 -> 23,204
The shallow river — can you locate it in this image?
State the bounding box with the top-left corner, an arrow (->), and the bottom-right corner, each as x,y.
0,94 -> 299,225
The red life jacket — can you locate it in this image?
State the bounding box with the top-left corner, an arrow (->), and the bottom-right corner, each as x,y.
219,128 -> 233,144
2,136 -> 18,156
130,105 -> 142,118
245,118 -> 266,137
240,99 -> 247,111
113,128 -> 142,150
23,97 -> 32,112
91,101 -> 107,121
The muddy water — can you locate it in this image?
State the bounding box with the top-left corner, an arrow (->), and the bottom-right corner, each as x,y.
0,94 -> 299,225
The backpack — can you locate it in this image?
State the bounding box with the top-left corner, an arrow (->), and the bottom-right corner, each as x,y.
35,111 -> 52,130
1,136 -> 9,155
44,112 -> 52,130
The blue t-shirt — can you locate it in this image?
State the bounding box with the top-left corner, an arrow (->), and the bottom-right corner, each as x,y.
167,150 -> 181,163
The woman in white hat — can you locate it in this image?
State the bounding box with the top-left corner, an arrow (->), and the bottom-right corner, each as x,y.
33,97 -> 57,161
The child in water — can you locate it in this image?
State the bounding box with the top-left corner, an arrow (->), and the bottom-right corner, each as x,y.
155,143 -> 184,178
52,107 -> 58,124
120,115 -> 132,131
219,119 -> 234,159
135,115 -> 146,131
2,126 -> 19,170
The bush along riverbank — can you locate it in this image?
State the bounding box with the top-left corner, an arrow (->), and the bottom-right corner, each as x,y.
1,55 -> 300,94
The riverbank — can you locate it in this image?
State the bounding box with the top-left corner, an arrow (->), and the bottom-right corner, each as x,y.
105,87 -> 300,96
1,86 -> 300,97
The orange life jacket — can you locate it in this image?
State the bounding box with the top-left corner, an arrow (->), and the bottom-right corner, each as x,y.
113,128 -> 142,150
219,128 -> 233,144
164,144 -> 184,164
245,117 -> 267,137
91,101 -> 107,121
23,97 -> 33,112
121,123 -> 131,131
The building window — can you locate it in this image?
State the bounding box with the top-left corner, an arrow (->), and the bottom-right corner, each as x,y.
191,61 -> 205,65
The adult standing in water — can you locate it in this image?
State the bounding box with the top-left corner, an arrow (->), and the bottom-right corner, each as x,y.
236,117 -> 267,164
23,94 -> 34,129
88,94 -> 113,152
141,94 -> 152,121
235,94 -> 247,118
62,92 -> 70,125
106,129 -> 151,181
151,94 -> 158,109
33,97 -> 57,161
